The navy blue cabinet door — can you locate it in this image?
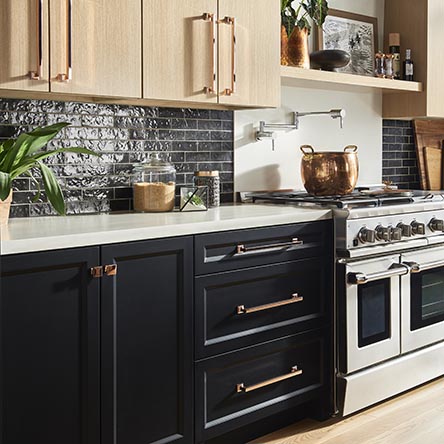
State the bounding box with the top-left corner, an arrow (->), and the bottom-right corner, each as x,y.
101,237 -> 193,444
0,247 -> 100,444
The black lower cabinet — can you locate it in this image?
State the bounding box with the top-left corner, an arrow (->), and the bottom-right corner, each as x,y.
101,237 -> 194,444
195,329 -> 327,442
0,247 -> 100,444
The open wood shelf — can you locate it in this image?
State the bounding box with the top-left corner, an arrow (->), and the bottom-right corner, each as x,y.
281,66 -> 423,94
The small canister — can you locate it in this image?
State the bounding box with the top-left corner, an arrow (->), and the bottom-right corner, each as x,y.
194,171 -> 220,207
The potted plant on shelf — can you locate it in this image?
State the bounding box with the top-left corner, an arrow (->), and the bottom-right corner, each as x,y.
0,122 -> 99,224
281,0 -> 329,68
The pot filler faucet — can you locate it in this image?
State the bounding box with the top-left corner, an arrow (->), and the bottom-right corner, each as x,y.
256,109 -> 346,144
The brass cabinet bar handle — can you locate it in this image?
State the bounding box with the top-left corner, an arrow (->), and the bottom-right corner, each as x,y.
237,294 -> 303,315
235,238 -> 303,255
202,13 -> 216,94
29,0 -> 43,80
236,366 -> 303,393
348,263 -> 410,285
219,16 -> 236,96
56,0 -> 72,82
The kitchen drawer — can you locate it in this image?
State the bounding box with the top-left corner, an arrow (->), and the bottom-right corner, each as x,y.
194,221 -> 331,275
195,258 -> 329,359
195,330 -> 326,441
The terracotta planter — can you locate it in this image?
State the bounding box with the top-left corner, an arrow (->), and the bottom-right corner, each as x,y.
281,25 -> 289,65
287,27 -> 310,69
0,191 -> 12,225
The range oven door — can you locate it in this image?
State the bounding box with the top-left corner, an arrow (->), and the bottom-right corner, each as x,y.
401,247 -> 444,353
339,255 -> 408,374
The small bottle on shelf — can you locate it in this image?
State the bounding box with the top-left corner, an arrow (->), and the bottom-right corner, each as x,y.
389,33 -> 401,79
403,49 -> 414,81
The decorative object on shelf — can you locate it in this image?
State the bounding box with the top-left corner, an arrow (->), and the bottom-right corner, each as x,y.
193,171 -> 220,207
317,9 -> 377,76
132,153 -> 176,213
310,49 -> 350,71
281,0 -> 329,68
375,51 -> 386,78
179,186 -> 209,212
0,123 -> 98,225
389,33 -> 401,79
404,49 -> 414,81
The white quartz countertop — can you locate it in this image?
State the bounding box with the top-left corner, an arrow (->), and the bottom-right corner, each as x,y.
0,204 -> 332,256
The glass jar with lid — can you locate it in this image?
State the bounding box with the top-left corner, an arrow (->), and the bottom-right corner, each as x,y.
132,152 -> 176,212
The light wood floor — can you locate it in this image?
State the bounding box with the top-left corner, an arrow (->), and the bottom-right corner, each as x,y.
251,378 -> 444,444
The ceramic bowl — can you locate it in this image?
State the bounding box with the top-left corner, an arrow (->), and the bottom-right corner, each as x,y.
310,50 -> 351,72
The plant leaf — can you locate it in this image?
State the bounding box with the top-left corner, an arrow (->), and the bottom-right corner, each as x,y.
32,146 -> 100,162
0,171 -> 12,201
38,162 -> 65,215
25,122 -> 70,155
10,158 -> 38,179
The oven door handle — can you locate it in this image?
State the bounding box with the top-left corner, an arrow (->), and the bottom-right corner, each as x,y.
403,260 -> 444,273
348,263 -> 410,285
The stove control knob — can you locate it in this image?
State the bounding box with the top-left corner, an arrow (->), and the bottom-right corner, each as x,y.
375,225 -> 390,242
429,218 -> 444,232
390,227 -> 403,241
397,223 -> 413,238
358,227 -> 376,244
411,221 -> 426,235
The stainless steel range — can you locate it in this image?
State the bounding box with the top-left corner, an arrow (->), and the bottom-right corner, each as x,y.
252,189 -> 444,416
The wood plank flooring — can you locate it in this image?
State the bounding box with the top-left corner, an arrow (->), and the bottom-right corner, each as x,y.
251,378 -> 444,444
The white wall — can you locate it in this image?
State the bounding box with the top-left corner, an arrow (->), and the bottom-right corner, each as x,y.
234,0 -> 385,193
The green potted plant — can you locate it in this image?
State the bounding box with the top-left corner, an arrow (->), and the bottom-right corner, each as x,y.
0,122 -> 99,224
281,0 -> 329,68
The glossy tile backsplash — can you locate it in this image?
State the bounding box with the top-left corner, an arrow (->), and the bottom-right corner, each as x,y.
0,99 -> 234,217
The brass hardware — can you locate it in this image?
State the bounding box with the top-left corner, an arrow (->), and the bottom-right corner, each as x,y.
236,366 -> 303,393
29,0 -> 44,80
202,13 -> 217,95
90,266 -> 103,278
218,16 -> 236,96
236,238 -> 303,255
236,294 -> 303,315
104,264 -> 118,276
57,0 -> 72,82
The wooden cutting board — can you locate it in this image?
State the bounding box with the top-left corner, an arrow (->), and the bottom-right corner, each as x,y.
424,146 -> 443,190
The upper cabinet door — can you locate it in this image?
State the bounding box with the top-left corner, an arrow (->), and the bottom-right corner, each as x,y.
143,0 -> 218,104
49,0 -> 142,98
0,0 -> 49,91
218,0 -> 280,108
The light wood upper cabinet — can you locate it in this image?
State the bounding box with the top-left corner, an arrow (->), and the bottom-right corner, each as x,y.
0,0 -> 49,91
218,0 -> 280,108
143,0 -> 280,108
383,0 -> 444,118
143,0 -> 218,104
49,0 -> 142,98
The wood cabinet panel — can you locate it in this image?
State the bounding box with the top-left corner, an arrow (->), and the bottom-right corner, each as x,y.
143,0 -> 218,104
101,237 -> 193,444
218,0 -> 280,108
0,0 -> 49,91
49,0 -> 141,97
0,247 -> 100,444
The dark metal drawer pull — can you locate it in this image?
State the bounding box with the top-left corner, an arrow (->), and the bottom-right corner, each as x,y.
236,294 -> 303,315
236,238 -> 303,255
236,366 -> 303,393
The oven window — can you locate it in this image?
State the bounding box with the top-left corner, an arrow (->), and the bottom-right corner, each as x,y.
411,267 -> 444,330
358,279 -> 391,348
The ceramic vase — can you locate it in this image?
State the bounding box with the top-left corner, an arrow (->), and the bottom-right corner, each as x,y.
0,191 -> 12,225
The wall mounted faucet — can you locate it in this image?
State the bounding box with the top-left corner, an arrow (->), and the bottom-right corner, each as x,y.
256,109 -> 346,141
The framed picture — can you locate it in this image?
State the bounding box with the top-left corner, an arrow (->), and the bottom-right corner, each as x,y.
317,9 -> 378,76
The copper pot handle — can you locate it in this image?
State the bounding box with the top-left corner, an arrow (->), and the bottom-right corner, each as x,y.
344,145 -> 358,153
300,145 -> 315,155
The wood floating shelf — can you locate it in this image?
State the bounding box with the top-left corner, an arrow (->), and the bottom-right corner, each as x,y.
281,66 -> 423,94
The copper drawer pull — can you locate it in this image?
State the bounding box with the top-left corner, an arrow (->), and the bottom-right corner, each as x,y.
237,294 -> 303,315
236,238 -> 303,255
56,0 -> 72,82
29,0 -> 44,80
236,366 -> 303,393
219,16 -> 236,96
202,12 -> 217,94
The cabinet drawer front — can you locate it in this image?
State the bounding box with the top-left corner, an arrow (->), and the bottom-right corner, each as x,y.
195,331 -> 325,440
195,258 -> 328,358
195,221 -> 330,275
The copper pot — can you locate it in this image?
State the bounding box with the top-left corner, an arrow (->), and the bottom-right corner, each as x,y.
300,145 -> 359,196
